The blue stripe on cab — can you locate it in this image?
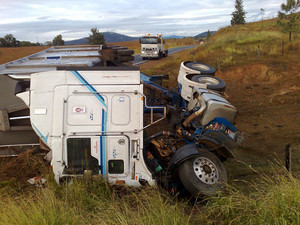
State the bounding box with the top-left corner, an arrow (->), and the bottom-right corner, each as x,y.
102,109 -> 107,175
71,70 -> 108,176
71,71 -> 107,108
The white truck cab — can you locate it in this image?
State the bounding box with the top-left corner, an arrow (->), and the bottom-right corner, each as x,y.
140,34 -> 168,60
17,67 -> 164,185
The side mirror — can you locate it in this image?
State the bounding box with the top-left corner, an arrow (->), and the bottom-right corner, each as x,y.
157,38 -> 161,44
163,40 -> 165,44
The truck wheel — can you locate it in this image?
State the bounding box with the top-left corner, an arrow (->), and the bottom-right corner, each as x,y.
186,74 -> 226,92
178,149 -> 227,197
184,61 -> 216,75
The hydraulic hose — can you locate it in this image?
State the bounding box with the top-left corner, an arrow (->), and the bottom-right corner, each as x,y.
183,94 -> 206,127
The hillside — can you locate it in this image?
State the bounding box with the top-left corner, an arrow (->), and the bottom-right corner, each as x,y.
65,32 -> 139,45
140,14 -> 300,176
195,31 -> 216,38
65,34 -> 188,45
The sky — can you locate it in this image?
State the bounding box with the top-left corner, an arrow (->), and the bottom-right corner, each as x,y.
0,0 -> 283,43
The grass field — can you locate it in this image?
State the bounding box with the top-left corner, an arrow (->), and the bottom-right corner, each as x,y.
0,46 -> 48,65
0,152 -> 299,224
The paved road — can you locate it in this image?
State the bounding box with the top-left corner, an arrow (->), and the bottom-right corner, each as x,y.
132,45 -> 198,66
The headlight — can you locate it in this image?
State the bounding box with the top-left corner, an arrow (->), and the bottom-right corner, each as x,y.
141,51 -> 145,54
154,51 -> 158,54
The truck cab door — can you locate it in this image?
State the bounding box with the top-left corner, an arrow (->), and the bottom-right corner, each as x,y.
65,135 -> 130,177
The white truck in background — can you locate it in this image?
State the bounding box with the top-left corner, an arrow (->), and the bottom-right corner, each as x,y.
140,34 -> 168,60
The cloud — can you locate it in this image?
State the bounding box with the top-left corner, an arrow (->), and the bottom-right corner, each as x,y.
37,16 -> 53,20
0,0 -> 283,42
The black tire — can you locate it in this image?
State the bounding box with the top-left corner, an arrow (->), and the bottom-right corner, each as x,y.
119,55 -> 134,62
142,57 -> 146,60
165,51 -> 168,57
118,49 -> 134,56
186,74 -> 226,92
158,52 -> 162,59
184,61 -> 216,75
178,149 -> 227,197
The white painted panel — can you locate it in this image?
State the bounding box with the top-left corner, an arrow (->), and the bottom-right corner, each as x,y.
111,95 -> 130,125
67,95 -> 107,126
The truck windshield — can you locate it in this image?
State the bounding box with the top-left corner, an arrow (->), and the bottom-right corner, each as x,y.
141,37 -> 158,44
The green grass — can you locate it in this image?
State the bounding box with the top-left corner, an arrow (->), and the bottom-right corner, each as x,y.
0,177 -> 190,225
141,13 -> 300,86
0,168 -> 299,225
203,171 -> 300,225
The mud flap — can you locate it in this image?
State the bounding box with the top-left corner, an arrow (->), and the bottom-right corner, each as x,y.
168,144 -> 201,167
198,135 -> 236,159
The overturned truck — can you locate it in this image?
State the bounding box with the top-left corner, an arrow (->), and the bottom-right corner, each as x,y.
0,45 -> 242,197
16,60 -> 242,197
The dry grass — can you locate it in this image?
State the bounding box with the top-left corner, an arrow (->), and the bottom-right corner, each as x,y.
0,161 -> 299,225
0,46 -> 48,65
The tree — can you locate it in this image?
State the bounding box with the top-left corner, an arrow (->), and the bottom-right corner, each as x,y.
52,34 -> 64,46
87,28 -> 105,45
0,34 -> 18,47
206,30 -> 211,39
0,38 -> 7,47
231,0 -> 246,25
277,0 -> 300,42
20,41 -> 40,47
44,41 -> 53,46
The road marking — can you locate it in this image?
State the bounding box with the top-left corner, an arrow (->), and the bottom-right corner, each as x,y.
133,60 -> 149,66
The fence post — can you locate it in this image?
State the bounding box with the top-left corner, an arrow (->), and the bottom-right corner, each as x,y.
285,144 -> 291,173
282,40 -> 284,56
257,45 -> 260,60
217,56 -> 221,72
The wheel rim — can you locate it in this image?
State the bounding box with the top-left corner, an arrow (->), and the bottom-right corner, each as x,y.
192,64 -> 210,71
193,157 -> 219,184
194,77 -> 219,85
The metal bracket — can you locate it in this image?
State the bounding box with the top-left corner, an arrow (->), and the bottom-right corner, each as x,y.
0,109 -> 10,131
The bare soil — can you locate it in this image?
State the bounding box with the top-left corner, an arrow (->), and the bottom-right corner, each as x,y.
141,51 -> 300,179
220,62 -> 300,155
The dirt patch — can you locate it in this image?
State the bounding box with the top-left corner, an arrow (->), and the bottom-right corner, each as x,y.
0,150 -> 49,182
218,62 -> 300,160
